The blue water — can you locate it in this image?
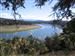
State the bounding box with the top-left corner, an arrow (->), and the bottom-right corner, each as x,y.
0,24 -> 62,40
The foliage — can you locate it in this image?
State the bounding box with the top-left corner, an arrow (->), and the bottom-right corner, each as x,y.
66,18 -> 75,32
35,0 -> 75,19
53,0 -> 75,19
45,33 -> 75,52
0,36 -> 48,55
53,0 -> 75,11
35,0 -> 48,6
0,0 -> 25,11
0,0 -> 75,18
45,36 -> 62,51
63,18 -> 75,33
0,34 -> 75,55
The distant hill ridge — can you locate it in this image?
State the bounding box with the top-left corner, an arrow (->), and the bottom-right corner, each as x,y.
0,18 -> 49,25
0,18 -> 68,26
0,18 -> 32,25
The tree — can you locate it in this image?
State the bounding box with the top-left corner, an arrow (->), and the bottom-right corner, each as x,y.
0,0 -> 75,17
0,0 -> 25,11
0,0 -> 50,11
0,0 -> 26,26
0,0 -> 75,27
53,0 -> 75,19
53,0 -> 75,33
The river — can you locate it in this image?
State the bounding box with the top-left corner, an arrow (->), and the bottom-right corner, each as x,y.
0,24 -> 62,40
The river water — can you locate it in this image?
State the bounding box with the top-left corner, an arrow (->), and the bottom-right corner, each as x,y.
0,24 -> 62,40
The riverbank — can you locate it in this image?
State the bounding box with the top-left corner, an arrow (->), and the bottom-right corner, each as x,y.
0,24 -> 41,33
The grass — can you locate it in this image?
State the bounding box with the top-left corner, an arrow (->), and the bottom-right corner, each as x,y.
0,36 -> 75,56
0,33 -> 75,56
0,24 -> 41,33
0,25 -> 75,56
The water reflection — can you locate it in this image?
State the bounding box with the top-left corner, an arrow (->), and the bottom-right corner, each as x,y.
0,24 -> 62,39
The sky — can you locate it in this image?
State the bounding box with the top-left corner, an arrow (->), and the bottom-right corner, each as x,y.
0,0 -> 58,21
0,0 -> 75,21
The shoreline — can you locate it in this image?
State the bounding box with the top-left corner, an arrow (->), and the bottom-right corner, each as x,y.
0,24 -> 41,33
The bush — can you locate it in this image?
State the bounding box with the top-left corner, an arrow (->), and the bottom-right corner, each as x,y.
45,36 -> 62,51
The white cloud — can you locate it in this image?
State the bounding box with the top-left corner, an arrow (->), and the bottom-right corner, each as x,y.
0,12 -> 54,21
0,13 -> 14,19
21,14 -> 52,21
0,12 -> 71,21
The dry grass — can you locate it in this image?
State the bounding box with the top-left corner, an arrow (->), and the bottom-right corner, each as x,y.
3,51 -> 75,56
0,25 -> 40,33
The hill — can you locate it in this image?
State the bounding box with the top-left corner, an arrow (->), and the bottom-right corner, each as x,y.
0,18 -> 34,25
0,18 -> 50,25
